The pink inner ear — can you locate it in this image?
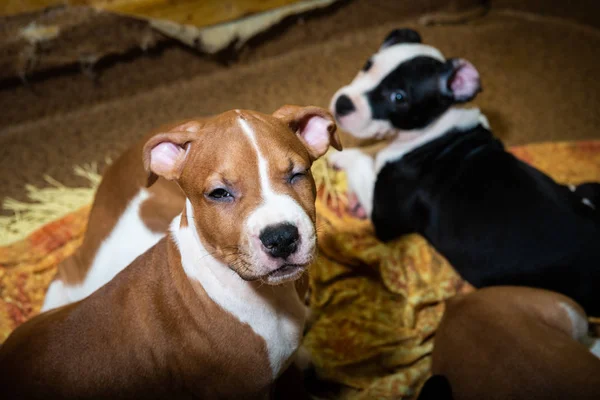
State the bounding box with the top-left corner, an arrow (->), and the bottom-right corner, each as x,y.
450,59 -> 481,102
150,142 -> 185,178
301,116 -> 331,156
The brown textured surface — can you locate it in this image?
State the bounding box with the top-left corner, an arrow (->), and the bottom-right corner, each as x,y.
1,0 -> 600,205
0,0 -> 480,128
0,7 -> 163,82
492,0 -> 600,28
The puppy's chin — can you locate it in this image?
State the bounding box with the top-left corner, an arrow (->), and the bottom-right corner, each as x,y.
338,118 -> 398,141
264,264 -> 308,285
236,264 -> 308,285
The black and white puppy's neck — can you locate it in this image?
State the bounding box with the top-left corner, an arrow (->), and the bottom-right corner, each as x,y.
375,107 -> 489,172
327,106 -> 490,220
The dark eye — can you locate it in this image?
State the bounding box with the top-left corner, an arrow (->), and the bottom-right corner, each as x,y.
289,171 -> 307,184
362,59 -> 373,72
207,188 -> 233,201
390,91 -> 407,104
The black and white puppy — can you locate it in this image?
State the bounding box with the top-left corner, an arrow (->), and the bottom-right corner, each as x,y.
328,29 -> 600,315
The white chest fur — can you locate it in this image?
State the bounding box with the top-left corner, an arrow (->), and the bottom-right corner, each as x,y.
171,206 -> 306,378
374,107 -> 489,172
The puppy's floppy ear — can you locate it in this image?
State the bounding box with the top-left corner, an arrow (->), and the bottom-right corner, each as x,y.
142,121 -> 201,187
380,28 -> 422,50
441,58 -> 482,103
272,105 -> 342,160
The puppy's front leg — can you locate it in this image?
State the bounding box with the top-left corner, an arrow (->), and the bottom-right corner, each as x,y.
328,148 -> 376,218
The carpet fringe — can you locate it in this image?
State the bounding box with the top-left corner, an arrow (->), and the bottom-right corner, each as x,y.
0,156 -> 334,247
0,162 -> 105,246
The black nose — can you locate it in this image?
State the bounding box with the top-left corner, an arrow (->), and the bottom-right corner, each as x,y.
259,223 -> 300,259
334,94 -> 356,117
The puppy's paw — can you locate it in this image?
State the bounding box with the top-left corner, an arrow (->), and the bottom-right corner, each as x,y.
347,192 -> 368,220
328,148 -> 375,218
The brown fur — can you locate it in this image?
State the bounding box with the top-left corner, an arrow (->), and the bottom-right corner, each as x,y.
0,239 -> 272,399
431,286 -> 600,400
58,121 -> 189,285
57,107 -> 338,286
0,106 -> 338,399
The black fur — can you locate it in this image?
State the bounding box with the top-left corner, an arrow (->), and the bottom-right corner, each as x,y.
380,28 -> 422,49
372,125 -> 600,315
573,182 -> 600,214
367,56 -> 457,130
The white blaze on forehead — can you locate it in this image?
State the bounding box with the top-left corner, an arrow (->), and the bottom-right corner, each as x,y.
237,114 -> 316,270
237,114 -> 274,197
350,43 -> 446,93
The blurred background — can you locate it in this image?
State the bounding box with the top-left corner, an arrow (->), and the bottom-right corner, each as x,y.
1,0 -> 599,203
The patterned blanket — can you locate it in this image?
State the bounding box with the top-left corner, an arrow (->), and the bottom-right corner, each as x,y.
1,141 -> 599,399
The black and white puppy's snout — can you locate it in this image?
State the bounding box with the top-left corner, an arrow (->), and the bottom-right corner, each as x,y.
334,94 -> 356,117
259,223 -> 300,259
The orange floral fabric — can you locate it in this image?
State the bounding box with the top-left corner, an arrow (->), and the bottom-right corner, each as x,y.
1,141 -> 599,399
0,205 -> 91,341
305,140 -> 600,399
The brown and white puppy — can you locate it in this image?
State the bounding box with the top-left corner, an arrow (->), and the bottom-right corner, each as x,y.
41,106 -> 339,310
418,287 -> 600,400
0,106 -> 341,399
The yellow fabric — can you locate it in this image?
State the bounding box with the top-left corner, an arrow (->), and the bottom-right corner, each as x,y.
304,140 -> 600,398
1,140 -> 599,398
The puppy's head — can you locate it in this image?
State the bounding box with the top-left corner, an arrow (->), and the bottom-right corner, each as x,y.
330,28 -> 482,139
143,106 -> 341,285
